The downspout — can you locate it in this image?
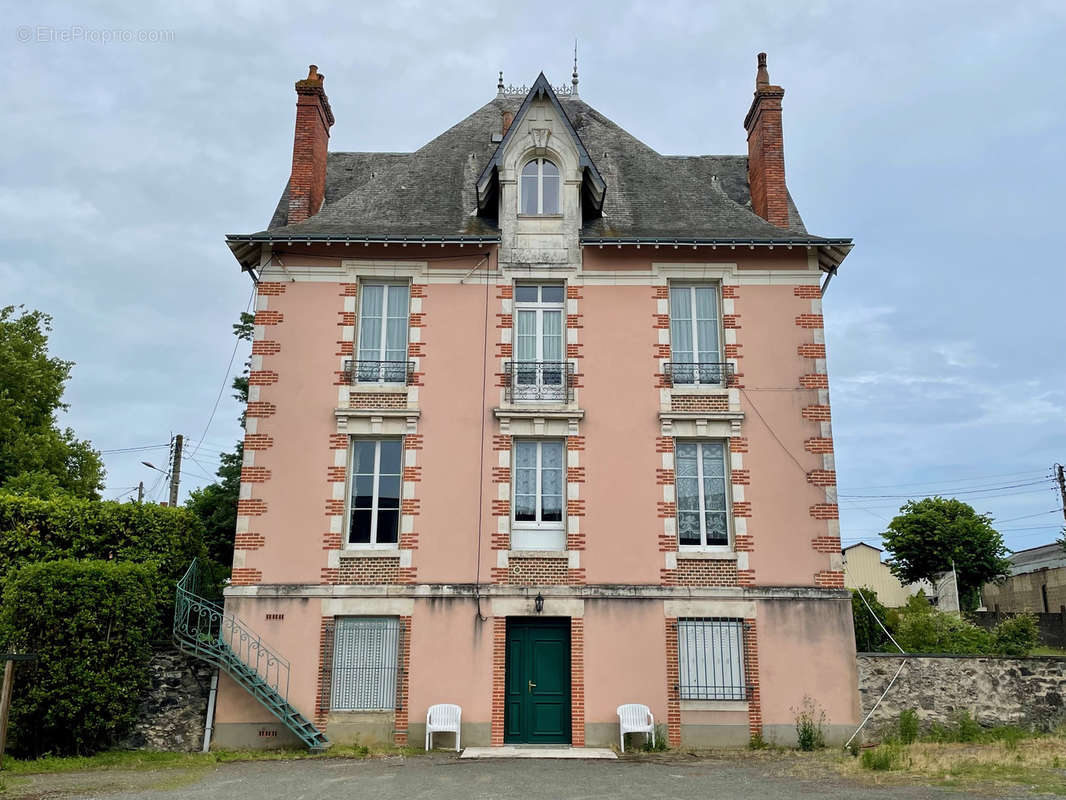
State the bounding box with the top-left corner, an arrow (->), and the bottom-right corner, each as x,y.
202,669 -> 219,752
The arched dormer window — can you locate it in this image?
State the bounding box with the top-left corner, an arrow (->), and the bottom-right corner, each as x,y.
520,158 -> 560,215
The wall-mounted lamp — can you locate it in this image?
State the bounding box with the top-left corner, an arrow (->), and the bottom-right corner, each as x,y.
534,593 -> 544,614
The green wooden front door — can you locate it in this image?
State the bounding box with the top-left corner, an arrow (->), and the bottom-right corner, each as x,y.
504,618 -> 571,744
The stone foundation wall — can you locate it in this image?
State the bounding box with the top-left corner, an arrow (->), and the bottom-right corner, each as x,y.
857,654 -> 1066,737
120,649 -> 212,751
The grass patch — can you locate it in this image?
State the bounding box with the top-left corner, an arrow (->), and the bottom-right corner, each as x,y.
1031,645 -> 1066,656
844,735 -> 1066,795
0,743 -> 382,776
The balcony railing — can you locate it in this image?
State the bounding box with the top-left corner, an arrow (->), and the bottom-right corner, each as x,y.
504,361 -> 575,403
664,361 -> 734,387
344,359 -> 414,386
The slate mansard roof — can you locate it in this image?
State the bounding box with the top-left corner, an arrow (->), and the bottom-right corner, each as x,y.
227,81 -> 852,265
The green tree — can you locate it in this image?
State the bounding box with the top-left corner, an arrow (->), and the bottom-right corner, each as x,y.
185,312 -> 254,568
0,305 -> 104,497
882,496 -> 1011,611
850,587 -> 892,652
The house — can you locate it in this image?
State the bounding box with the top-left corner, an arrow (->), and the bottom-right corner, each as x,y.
982,543 -> 1066,613
843,542 -> 933,608
210,54 -> 860,750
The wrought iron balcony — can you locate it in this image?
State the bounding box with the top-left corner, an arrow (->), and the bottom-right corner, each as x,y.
504,361 -> 575,403
664,361 -> 734,387
344,359 -> 414,386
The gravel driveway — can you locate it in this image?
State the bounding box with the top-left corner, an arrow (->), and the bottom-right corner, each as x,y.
45,753 -> 988,800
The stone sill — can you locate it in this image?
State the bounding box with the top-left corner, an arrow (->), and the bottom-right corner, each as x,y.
347,384 -> 411,394
494,407 -> 584,420
335,407 -> 420,419
339,549 -> 401,558
659,410 -> 744,423
669,386 -> 731,396
680,700 -> 748,712
508,550 -> 570,559
677,550 -> 738,561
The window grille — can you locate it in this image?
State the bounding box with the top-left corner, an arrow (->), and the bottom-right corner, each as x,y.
331,617 -> 403,711
677,618 -> 747,701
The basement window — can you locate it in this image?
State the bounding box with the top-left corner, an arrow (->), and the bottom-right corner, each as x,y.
677,618 -> 747,701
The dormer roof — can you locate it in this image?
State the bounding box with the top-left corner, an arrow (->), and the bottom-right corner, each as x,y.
475,72 -> 606,217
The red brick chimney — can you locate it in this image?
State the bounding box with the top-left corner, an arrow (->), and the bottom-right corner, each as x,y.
287,65 -> 335,224
743,53 -> 789,228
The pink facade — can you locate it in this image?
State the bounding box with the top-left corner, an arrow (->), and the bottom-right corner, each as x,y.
216,60 -> 858,750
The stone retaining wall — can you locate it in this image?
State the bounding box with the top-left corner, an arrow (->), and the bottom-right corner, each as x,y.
120,648 -> 213,751
857,653 -> 1066,737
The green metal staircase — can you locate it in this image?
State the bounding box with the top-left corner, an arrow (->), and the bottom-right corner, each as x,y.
173,560 -> 329,752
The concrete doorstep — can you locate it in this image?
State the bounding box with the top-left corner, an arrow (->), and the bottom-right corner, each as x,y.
460,746 -> 617,759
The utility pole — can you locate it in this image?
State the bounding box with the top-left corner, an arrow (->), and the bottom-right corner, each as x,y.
169,434 -> 184,508
137,481 -> 144,503
1056,464 -> 1066,524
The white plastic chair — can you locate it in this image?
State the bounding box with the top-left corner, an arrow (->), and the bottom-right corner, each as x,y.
617,703 -> 655,751
425,703 -> 462,752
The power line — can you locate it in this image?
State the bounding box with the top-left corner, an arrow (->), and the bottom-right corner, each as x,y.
838,469 -> 1048,492
838,478 -> 1053,500
99,443 -> 171,454
188,283 -> 256,460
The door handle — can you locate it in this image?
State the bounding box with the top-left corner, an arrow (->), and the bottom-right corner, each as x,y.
528,681 -> 537,692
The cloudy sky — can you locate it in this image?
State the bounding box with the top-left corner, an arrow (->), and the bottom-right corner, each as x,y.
4,1 -> 1064,554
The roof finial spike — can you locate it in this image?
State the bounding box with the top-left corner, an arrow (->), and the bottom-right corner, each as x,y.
497,70 -> 505,98
571,40 -> 579,97
756,52 -> 770,89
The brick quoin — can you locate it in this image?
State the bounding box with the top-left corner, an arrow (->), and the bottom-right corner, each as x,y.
793,285 -> 820,299
495,284 -> 513,300
794,314 -> 824,329
253,310 -> 284,326
252,340 -> 282,355
722,314 -> 741,329
339,283 -> 358,297
492,435 -> 512,451
809,503 -> 839,519
248,370 -> 279,386
321,532 -> 342,550
404,434 -> 424,450
801,405 -> 832,422
655,436 -> 674,454
491,618 -> 506,746
491,500 -> 510,517
722,285 -> 739,299
815,570 -> 845,588
731,468 -> 751,485
393,616 -> 412,745
491,466 -> 510,483
730,437 -> 749,454
571,619 -> 585,747
566,285 -> 583,299
566,436 -> 585,451
326,466 -> 346,482
230,567 -> 263,586
246,401 -> 277,419
806,469 -> 836,486
811,536 -> 842,553
797,343 -> 826,359
237,498 -> 267,515
744,619 -> 763,739
240,466 -> 271,483
665,618 -> 681,746
244,433 -> 274,450
329,434 -> 348,449
313,617 -> 335,729
804,437 -> 834,454
410,283 -> 427,298
234,533 -> 266,550
799,373 -> 829,389
731,501 -> 752,518
257,282 -> 287,296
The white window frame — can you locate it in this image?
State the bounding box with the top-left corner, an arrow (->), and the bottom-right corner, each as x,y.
331,616 -> 400,711
669,284 -> 724,386
677,618 -> 747,702
345,437 -> 403,550
511,438 -> 566,551
519,158 -> 560,215
674,439 -> 732,551
356,281 -> 410,384
513,284 -> 566,402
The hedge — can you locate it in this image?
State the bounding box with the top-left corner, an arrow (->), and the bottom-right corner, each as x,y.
0,560 -> 159,756
0,492 -> 206,611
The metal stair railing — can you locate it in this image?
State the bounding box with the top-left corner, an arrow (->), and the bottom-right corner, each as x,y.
173,560 -> 329,751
